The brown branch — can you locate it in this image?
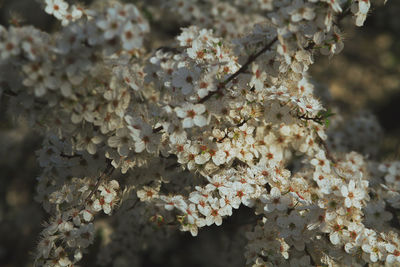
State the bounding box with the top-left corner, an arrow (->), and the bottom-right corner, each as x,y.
84,159 -> 114,204
315,135 -> 337,165
216,134 -> 227,143
153,126 -> 163,133
60,153 -> 81,159
2,89 -> 18,97
298,113 -> 324,124
198,36 -> 278,104
236,117 -> 250,127
3,88 -> 48,105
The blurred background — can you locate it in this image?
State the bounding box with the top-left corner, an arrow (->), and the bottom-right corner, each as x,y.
0,0 -> 399,266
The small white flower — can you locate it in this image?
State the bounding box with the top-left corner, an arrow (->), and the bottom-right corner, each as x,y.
340,180 -> 364,209
172,67 -> 199,95
261,187 -> 291,212
80,209 -> 94,222
54,247 -> 72,266
137,186 -> 159,202
96,8 -> 121,40
108,128 -> 132,157
175,103 -> 207,128
203,199 -> 223,226
160,195 -> 187,211
0,29 -> 20,59
121,21 -> 142,51
276,211 -> 305,239
177,26 -> 198,47
310,150 -> 331,173
249,63 -> 267,92
288,0 -> 315,22
45,0 -> 69,20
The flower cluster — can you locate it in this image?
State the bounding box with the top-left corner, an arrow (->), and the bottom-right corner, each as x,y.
1,0 -> 397,266
36,173 -> 120,266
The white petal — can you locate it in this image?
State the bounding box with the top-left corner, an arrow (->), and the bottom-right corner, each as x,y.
215,216 -> 222,226
330,232 -> 340,245
135,140 -> 145,153
359,1 -> 370,13
175,107 -> 186,118
91,135 -> 103,144
108,136 -> 120,148
182,118 -> 194,128
345,198 -> 352,208
340,185 -> 348,197
92,199 -> 102,212
270,187 -> 281,198
87,142 -> 97,155
103,204 -> 111,214
194,115 -> 207,127
82,210 -> 93,222
193,104 -> 205,114
291,13 -> 302,22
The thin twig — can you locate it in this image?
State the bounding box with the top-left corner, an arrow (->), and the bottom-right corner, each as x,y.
153,126 -> 163,133
2,90 -> 18,97
316,134 -> 337,164
298,113 -> 324,124
84,159 -> 114,204
198,36 -> 278,104
335,0 -> 353,25
60,153 -> 81,159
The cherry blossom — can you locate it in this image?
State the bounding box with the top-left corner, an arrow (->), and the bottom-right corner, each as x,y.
340,180 -> 365,209
261,187 -> 291,212
175,103 -> 207,128
45,0 -> 69,20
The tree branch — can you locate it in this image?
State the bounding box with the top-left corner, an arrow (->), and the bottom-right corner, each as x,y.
84,159 -> 114,204
198,36 -> 278,104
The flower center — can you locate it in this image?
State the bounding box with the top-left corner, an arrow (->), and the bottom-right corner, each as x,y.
187,110 -> 196,118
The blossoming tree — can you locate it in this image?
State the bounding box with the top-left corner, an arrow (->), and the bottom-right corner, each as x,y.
0,0 -> 399,266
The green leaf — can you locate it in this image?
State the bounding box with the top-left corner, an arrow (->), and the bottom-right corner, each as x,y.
325,118 -> 330,128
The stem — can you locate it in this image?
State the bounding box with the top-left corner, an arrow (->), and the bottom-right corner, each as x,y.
84,159 -> 114,204
198,36 -> 278,104
336,0 -> 353,25
3,90 -> 18,97
153,125 -> 163,133
60,153 -> 81,159
298,113 -> 324,124
315,134 -> 337,165
3,88 -> 48,105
